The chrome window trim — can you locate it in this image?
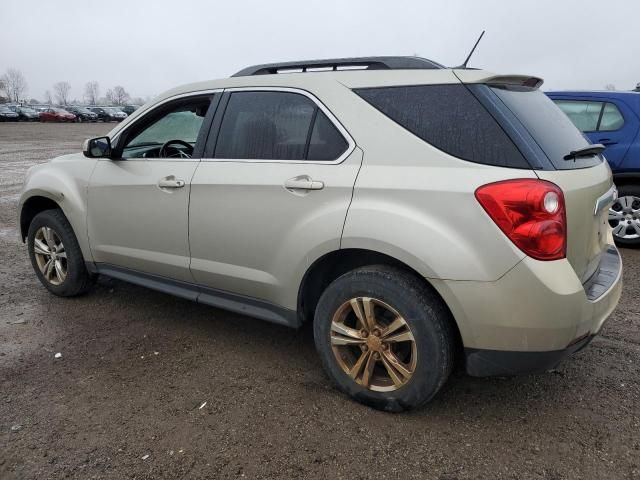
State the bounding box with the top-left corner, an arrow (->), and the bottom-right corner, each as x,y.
202,86 -> 356,165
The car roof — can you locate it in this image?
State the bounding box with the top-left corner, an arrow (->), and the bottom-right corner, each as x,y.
155,67 -> 539,99
546,90 -> 640,111
546,90 -> 640,99
107,63 -> 542,138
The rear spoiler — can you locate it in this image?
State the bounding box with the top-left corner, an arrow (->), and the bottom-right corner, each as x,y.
453,70 -> 544,90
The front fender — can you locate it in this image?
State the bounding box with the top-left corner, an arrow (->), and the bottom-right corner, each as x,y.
19,155 -> 97,261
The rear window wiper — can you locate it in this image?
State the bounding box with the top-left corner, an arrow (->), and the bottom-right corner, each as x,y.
563,144 -> 606,161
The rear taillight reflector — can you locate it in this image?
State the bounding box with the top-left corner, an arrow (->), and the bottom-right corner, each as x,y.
475,179 -> 566,261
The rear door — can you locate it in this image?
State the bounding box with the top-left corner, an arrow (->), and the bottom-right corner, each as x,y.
493,87 -> 614,282
551,96 -> 639,170
188,88 -> 361,307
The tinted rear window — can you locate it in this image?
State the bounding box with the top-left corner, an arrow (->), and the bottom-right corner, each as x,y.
355,84 -> 529,168
491,87 -> 600,170
215,91 -> 348,161
307,110 -> 348,161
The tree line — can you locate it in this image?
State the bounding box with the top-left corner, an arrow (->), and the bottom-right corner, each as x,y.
0,67 -> 147,106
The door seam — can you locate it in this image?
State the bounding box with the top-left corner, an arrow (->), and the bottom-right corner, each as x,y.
339,146 -> 364,249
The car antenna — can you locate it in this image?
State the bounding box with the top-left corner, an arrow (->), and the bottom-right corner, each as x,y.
456,30 -> 485,69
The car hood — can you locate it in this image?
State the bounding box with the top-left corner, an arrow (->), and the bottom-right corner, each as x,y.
50,153 -> 83,163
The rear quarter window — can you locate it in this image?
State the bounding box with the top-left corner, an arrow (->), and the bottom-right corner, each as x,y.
600,102 -> 624,131
355,84 -> 530,169
553,100 -> 603,132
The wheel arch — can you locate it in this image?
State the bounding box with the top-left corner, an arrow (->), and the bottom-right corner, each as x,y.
19,193 -> 63,241
613,172 -> 640,187
297,248 -> 464,358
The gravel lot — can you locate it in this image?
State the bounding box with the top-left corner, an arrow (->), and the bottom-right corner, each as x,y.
0,122 -> 638,479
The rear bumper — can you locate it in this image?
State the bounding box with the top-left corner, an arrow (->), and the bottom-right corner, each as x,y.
465,333 -> 595,376
432,245 -> 622,376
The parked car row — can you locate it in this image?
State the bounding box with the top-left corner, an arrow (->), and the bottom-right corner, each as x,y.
0,104 -> 139,122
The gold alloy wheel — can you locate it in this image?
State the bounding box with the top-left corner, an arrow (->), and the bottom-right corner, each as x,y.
330,297 -> 417,392
33,226 -> 67,286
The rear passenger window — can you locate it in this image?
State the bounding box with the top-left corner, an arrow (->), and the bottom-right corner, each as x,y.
552,100 -> 625,132
214,91 -> 348,161
553,100 -> 602,132
599,102 -> 624,131
355,84 -> 529,168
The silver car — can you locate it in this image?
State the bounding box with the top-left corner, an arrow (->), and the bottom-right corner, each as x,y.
19,57 -> 622,411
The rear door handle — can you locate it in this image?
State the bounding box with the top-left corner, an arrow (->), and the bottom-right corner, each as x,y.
158,177 -> 185,188
284,176 -> 324,191
598,138 -> 617,146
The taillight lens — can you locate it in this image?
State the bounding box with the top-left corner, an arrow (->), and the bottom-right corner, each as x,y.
475,179 -> 566,261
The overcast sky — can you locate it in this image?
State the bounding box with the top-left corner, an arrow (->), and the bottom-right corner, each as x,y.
1,0 -> 639,102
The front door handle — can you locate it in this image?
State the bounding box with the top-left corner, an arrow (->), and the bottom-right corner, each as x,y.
158,177 -> 185,189
284,176 -> 324,191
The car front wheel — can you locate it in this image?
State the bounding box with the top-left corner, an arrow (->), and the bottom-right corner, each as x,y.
610,184 -> 640,247
27,209 -> 94,296
313,265 -> 455,412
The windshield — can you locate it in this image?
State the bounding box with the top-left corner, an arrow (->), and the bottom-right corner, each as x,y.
21,108 -> 37,113
52,108 -> 69,113
491,87 -> 601,170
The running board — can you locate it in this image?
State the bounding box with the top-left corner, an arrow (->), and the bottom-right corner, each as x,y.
90,263 -> 299,328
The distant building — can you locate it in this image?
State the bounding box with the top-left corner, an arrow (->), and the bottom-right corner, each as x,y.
634,83 -> 640,92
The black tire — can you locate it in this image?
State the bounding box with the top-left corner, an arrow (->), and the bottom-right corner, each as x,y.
611,184 -> 640,248
27,209 -> 94,296
313,265 -> 455,412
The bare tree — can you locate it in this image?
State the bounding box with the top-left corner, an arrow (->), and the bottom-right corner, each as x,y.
84,81 -> 100,105
105,88 -> 114,105
44,90 -> 53,104
112,86 -> 130,106
53,81 -> 72,105
605,83 -> 616,91
1,68 -> 28,102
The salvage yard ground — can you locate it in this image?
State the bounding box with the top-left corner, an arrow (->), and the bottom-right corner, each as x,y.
0,122 -> 639,479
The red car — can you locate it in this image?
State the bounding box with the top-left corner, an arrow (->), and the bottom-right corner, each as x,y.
39,107 -> 76,122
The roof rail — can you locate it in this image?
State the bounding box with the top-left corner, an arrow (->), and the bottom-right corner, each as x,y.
231,56 -> 445,77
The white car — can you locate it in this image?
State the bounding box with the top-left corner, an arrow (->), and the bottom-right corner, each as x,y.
19,56 -> 622,410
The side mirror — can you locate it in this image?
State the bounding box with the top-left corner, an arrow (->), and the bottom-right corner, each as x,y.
83,136 -> 112,158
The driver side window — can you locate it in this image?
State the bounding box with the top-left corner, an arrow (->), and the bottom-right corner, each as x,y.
121,97 -> 212,159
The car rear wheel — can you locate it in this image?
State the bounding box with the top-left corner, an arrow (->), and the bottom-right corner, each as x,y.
610,184 -> 640,248
313,265 -> 455,412
27,209 -> 94,296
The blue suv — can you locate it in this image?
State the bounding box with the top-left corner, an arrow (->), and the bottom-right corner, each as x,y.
547,91 -> 640,246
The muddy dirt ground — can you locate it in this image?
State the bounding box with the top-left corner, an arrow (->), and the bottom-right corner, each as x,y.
0,122 -> 638,479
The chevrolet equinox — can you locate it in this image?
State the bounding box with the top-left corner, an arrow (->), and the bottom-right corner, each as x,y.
19,57 -> 623,411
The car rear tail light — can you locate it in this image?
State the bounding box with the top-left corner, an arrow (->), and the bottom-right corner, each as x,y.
475,179 -> 566,261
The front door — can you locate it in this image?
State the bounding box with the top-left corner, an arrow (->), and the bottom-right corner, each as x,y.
87,94 -> 215,282
188,89 -> 361,308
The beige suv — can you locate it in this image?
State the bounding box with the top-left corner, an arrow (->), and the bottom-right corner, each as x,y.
19,57 -> 622,411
